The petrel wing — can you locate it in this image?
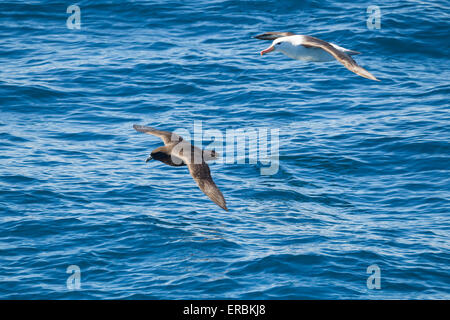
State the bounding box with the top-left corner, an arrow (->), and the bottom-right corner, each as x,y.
187,161 -> 228,211
133,124 -> 183,145
171,143 -> 228,211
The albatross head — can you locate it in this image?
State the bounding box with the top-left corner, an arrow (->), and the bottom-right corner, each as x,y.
260,38 -> 294,56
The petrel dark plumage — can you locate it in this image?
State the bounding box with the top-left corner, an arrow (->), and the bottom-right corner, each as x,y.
133,124 -> 228,211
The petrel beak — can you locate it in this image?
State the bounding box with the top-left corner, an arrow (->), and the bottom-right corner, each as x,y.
260,45 -> 275,56
145,156 -> 152,163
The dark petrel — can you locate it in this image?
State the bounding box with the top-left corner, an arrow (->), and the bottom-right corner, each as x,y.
133,124 -> 228,211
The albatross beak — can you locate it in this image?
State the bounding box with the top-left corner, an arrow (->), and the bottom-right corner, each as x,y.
260,45 -> 275,56
145,156 -> 152,163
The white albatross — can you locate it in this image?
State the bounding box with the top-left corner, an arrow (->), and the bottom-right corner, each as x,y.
255,32 -> 380,81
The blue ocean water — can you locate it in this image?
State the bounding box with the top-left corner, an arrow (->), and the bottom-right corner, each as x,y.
0,0 -> 449,299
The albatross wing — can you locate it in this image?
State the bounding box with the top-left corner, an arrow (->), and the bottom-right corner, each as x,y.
301,35 -> 380,81
254,31 -> 295,40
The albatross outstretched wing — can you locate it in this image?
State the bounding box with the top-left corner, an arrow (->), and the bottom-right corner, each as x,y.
254,31 -> 295,40
301,35 -> 379,81
133,124 -> 183,145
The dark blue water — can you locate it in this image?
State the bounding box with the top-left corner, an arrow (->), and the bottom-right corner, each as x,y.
1,0 -> 449,299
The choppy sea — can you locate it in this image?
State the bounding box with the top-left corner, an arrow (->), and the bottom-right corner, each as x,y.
0,0 -> 449,299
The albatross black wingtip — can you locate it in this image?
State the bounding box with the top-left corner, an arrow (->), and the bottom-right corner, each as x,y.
254,32 -> 295,41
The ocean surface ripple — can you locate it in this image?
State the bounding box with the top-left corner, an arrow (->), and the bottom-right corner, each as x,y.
0,0 -> 449,299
